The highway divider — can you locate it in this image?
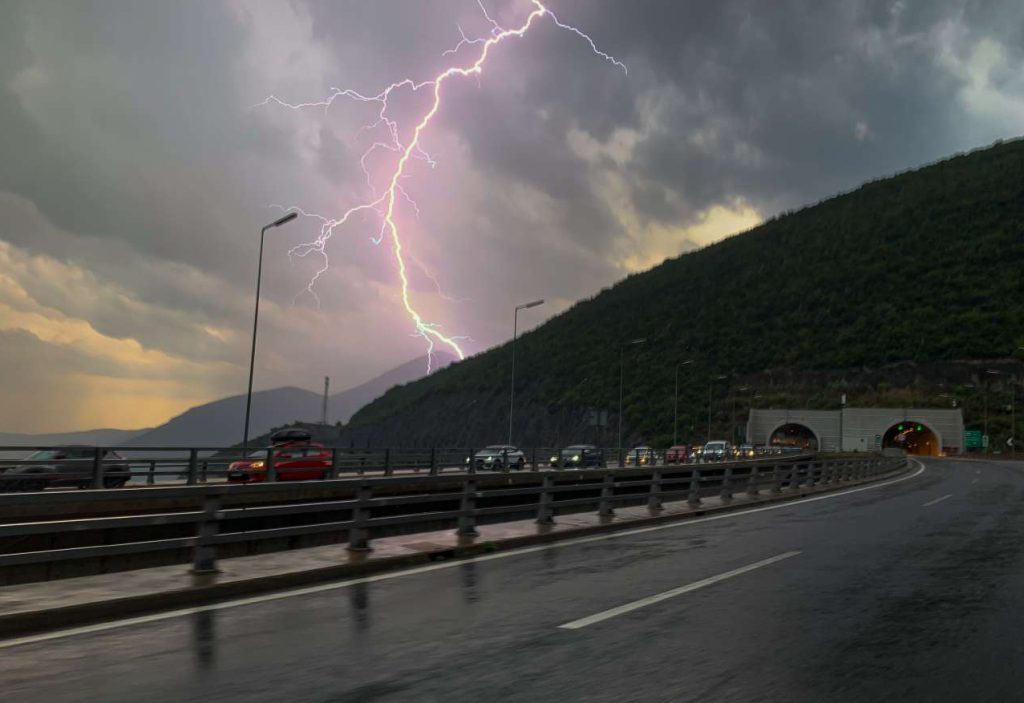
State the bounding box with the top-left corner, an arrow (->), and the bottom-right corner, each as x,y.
0,454 -> 904,586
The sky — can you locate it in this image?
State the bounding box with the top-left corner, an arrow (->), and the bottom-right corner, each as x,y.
1,0 -> 1023,433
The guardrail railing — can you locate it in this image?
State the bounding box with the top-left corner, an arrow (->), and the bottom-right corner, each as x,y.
0,454 -> 905,580
0,444 -> 811,493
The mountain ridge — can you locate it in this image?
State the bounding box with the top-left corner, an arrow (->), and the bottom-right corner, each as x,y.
339,137 -> 1024,447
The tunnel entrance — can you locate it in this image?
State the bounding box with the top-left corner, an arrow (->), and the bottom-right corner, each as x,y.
769,423 -> 818,451
882,422 -> 939,456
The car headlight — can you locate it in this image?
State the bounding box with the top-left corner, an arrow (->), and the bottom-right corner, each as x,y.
250,461 -> 264,469
572,455 -> 580,462
465,457 -> 470,464
550,456 -> 558,463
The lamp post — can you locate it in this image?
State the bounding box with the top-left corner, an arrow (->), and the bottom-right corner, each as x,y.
618,338 -> 647,465
508,299 -> 544,445
673,359 -> 694,446
707,374 -> 728,442
242,212 -> 298,452
985,369 -> 1001,454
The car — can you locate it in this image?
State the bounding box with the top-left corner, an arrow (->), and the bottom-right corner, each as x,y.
550,444 -> 604,468
702,440 -> 732,461
664,445 -> 692,464
737,443 -> 756,459
624,445 -> 658,466
466,445 -> 525,471
691,444 -> 704,461
0,446 -> 131,491
227,430 -> 332,483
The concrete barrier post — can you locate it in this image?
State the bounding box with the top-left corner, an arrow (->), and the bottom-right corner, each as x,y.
147,460 -> 156,486
328,449 -> 340,479
688,467 -> 702,506
531,447 -> 539,472
192,492 -> 221,574
537,475 -> 555,525
348,484 -> 373,552
771,463 -> 782,494
747,466 -> 760,497
90,447 -> 105,490
720,466 -> 733,502
805,461 -> 817,488
790,463 -> 801,490
429,447 -> 439,476
456,479 -> 479,537
598,472 -> 615,517
648,469 -> 663,513
185,449 -> 199,486
502,447 -> 510,474
265,448 -> 277,483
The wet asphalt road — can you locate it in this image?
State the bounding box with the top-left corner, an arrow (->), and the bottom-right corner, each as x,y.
5,458 -> 1024,702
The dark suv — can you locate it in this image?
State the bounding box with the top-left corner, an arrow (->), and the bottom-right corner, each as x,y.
549,445 -> 605,468
0,447 -> 131,491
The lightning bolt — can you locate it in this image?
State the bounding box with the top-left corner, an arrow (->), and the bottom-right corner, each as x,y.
262,0 -> 625,366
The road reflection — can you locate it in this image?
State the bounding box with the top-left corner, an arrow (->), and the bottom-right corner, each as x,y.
350,582 -> 370,632
461,561 -> 480,604
191,610 -> 216,671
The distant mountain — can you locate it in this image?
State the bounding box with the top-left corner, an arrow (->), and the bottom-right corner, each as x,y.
0,428 -> 149,448
122,352 -> 456,448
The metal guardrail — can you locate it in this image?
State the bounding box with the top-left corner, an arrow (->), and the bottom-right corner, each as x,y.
0,444 -> 810,492
0,455 -> 904,578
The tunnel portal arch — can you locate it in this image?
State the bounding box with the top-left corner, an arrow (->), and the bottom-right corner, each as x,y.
768,422 -> 820,451
882,421 -> 941,456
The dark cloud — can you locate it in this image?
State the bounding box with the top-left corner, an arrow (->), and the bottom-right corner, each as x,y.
1,0 -> 1023,431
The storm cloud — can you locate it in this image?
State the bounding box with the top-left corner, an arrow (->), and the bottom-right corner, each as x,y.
0,0 -> 1021,431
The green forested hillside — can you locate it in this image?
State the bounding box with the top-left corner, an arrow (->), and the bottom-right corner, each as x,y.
345,138 -> 1024,446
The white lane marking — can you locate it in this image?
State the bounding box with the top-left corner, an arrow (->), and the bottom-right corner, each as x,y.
557,551 -> 801,630
923,494 -> 952,507
0,460 -> 925,650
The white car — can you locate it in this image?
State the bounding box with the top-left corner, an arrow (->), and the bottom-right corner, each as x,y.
467,445 -> 525,471
702,440 -> 731,462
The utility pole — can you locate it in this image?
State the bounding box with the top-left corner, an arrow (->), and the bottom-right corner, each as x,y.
673,360 -> 694,446
707,375 -> 727,442
322,376 -> 329,426
618,338 -> 646,463
839,393 -> 846,453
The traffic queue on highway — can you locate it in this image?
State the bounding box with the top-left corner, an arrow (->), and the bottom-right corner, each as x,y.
0,430 -> 802,491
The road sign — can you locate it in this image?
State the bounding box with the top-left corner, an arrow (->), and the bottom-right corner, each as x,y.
1008,437 -> 1015,447
983,434 -> 990,449
965,430 -> 983,449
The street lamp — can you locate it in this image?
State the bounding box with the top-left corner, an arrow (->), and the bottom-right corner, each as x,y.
618,338 -> 647,464
672,359 -> 694,446
508,299 -> 544,445
985,369 -> 1001,454
707,374 -> 728,442
242,211 -> 299,452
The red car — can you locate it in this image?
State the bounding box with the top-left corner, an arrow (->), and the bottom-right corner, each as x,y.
664,445 -> 692,464
227,433 -> 332,483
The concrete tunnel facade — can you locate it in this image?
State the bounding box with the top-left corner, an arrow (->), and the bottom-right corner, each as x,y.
746,407 -> 964,456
